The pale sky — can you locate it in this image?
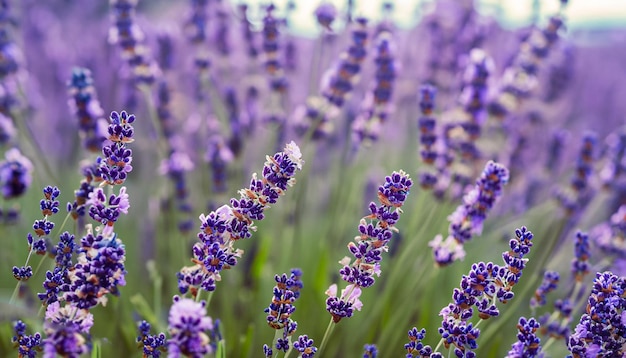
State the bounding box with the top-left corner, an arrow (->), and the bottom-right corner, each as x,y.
242,0 -> 626,37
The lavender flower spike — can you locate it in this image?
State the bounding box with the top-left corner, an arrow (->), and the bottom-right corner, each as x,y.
505,317 -> 543,358
326,170 -> 412,322
430,160 -> 509,266
178,141 -> 304,296
566,271 -> 626,357
167,296 -> 214,357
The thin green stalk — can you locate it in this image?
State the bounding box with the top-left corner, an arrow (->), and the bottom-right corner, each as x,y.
317,317 -> 336,355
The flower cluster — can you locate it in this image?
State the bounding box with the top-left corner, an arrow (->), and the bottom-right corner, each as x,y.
505,317 -> 542,358
571,231 -> 590,282
590,204 -> 626,258
178,141 -> 304,296
530,270 -> 560,309
42,301 -> 94,357
351,29 -> 397,146
404,327 -> 439,358
326,170 -> 412,322
263,269 -> 304,355
12,320 -> 42,358
108,0 -> 160,84
430,160 -> 510,266
489,15 -> 565,118
99,110 -> 135,185
167,296 -> 214,357
295,17 -> 369,138
67,67 -> 107,152
435,227 -> 535,357
64,228 -> 127,309
0,147 -> 33,200
567,271 -> 626,357
136,321 -> 167,358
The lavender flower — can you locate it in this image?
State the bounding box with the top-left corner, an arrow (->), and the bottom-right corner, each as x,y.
530,271 -> 560,309
489,16 -> 565,118
566,271 -> 626,357
167,296 -> 214,357
436,227 -> 535,356
12,320 -> 42,358
404,327 -> 439,358
0,147 -> 32,199
178,141 -> 303,296
137,320 -> 167,358
108,0 -> 160,84
42,302 -> 94,357
293,335 -> 317,358
315,3 -> 337,31
99,110 -> 135,185
590,205 -> 626,264
351,30 -> 397,146
506,317 -> 543,358
571,231 -> 590,282
295,17 -> 369,138
430,160 -> 509,266
67,67 -> 107,152
263,268 -> 303,354
65,227 -> 127,309
326,170 -> 412,322
363,343 -> 378,357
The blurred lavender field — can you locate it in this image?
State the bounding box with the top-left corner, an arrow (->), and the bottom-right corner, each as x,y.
1,0 -> 626,357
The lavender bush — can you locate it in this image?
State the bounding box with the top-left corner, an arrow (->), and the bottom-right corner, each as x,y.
1,0 -> 626,357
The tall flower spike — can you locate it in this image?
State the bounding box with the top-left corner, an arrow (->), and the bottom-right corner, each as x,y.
566,271 -> 626,357
294,17 -> 369,139
178,142 -> 304,296
264,269 -> 304,354
109,0 -> 160,84
326,170 -> 412,322
436,227 -> 535,357
67,67 -> 108,152
505,317 -> 542,358
167,296 -> 214,357
65,228 -> 127,309
0,147 -> 33,199
430,160 -> 509,266
351,29 -> 397,147
99,110 -> 135,186
42,302 -> 93,357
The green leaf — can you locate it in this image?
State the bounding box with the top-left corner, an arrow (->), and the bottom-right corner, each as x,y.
130,294 -> 158,327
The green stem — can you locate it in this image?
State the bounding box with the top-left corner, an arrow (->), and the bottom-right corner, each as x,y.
317,317 -> 336,355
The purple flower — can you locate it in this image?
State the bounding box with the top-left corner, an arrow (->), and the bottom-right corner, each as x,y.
265,270 -> 302,330
12,320 -> 42,358
0,147 -> 32,199
326,170 -> 412,322
65,229 -> 126,309
571,231 -> 590,282
363,343 -> 378,357
98,111 -> 135,185
167,296 -> 214,357
67,67 -> 108,152
530,271 -> 560,309
430,161 -> 509,266
179,142 -> 303,296
315,3 -> 337,30
108,0 -> 160,84
405,327 -> 438,358
293,335 -> 317,358
567,271 -> 626,357
505,317 -> 543,358
436,227 -> 535,356
42,302 -> 93,357
136,320 -> 167,358
86,186 -> 130,236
